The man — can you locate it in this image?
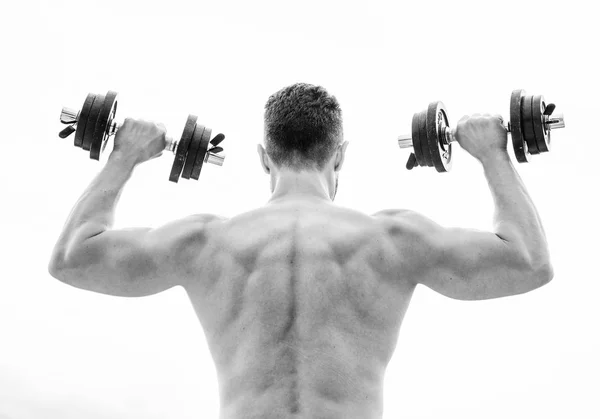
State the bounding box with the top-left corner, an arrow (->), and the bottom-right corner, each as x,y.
49,83 -> 553,419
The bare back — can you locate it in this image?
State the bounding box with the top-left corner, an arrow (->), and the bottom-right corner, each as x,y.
182,201 -> 417,419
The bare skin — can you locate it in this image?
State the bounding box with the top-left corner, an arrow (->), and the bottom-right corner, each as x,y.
49,115 -> 553,419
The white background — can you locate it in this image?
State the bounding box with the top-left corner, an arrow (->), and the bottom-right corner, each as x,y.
1,0 -> 599,418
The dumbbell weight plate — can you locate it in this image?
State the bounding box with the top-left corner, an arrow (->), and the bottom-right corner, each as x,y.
169,115 -> 198,183
74,93 -> 96,148
411,111 -> 425,167
522,95 -> 540,155
532,95 -> 551,153
426,101 -> 452,173
90,91 -> 118,161
510,89 -> 529,163
82,93 -> 105,151
419,110 -> 434,167
181,124 -> 205,179
191,127 -> 212,180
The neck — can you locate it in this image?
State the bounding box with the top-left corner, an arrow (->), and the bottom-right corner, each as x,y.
268,170 -> 333,204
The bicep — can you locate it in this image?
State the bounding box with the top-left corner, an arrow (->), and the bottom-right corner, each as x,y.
381,210 -> 541,300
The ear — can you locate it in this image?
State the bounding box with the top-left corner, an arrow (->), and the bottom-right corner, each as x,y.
334,141 -> 349,172
257,144 -> 271,174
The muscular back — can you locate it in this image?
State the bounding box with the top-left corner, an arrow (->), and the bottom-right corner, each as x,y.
51,189 -> 547,418
182,202 -> 417,419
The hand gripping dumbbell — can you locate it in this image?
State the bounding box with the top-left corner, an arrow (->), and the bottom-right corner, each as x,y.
58,90 -> 226,183
396,90 -> 565,172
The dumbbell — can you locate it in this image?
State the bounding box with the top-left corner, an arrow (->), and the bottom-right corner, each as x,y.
58,91 -> 226,183
396,90 -> 565,172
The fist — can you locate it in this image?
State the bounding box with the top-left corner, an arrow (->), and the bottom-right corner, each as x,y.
454,113 -> 508,162
112,118 -> 167,165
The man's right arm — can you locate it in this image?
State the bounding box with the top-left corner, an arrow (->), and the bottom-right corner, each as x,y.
378,117 -> 554,300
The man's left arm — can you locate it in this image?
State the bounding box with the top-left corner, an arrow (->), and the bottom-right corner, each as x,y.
49,119 -> 192,297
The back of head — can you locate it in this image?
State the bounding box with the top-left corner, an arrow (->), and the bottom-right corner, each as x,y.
264,83 -> 343,171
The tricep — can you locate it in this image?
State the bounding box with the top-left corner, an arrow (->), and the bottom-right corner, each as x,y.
376,210 -> 553,301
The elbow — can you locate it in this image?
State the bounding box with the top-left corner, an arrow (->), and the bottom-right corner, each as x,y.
48,246 -> 62,278
538,262 -> 554,285
48,255 -> 66,281
48,248 -> 74,283
48,258 -> 82,286
515,245 -> 554,289
530,259 -> 554,289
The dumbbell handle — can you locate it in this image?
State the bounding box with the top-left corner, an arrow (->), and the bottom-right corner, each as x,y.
60,107 -> 225,166
110,119 -> 178,153
397,113 -> 565,149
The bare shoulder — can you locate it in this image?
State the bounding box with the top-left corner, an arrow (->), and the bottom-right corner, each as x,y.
372,208 -> 428,221
149,213 -> 228,253
371,208 -> 440,240
153,213 -> 226,233
186,213 -> 229,224
370,208 -> 441,276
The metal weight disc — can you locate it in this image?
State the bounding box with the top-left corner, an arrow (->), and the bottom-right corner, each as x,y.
411,111 -> 425,167
169,115 -> 198,183
532,95 -> 550,153
90,91 -> 118,160
426,101 -> 452,172
82,93 -> 105,151
74,93 -> 96,148
510,89 -> 529,163
419,110 -> 433,167
522,95 -> 540,155
191,127 -> 212,180
181,124 -> 205,179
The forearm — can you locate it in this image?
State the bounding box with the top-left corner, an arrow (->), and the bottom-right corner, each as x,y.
481,151 -> 551,272
50,153 -> 136,268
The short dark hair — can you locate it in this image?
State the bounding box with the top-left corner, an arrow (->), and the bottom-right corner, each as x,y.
264,83 -> 343,171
